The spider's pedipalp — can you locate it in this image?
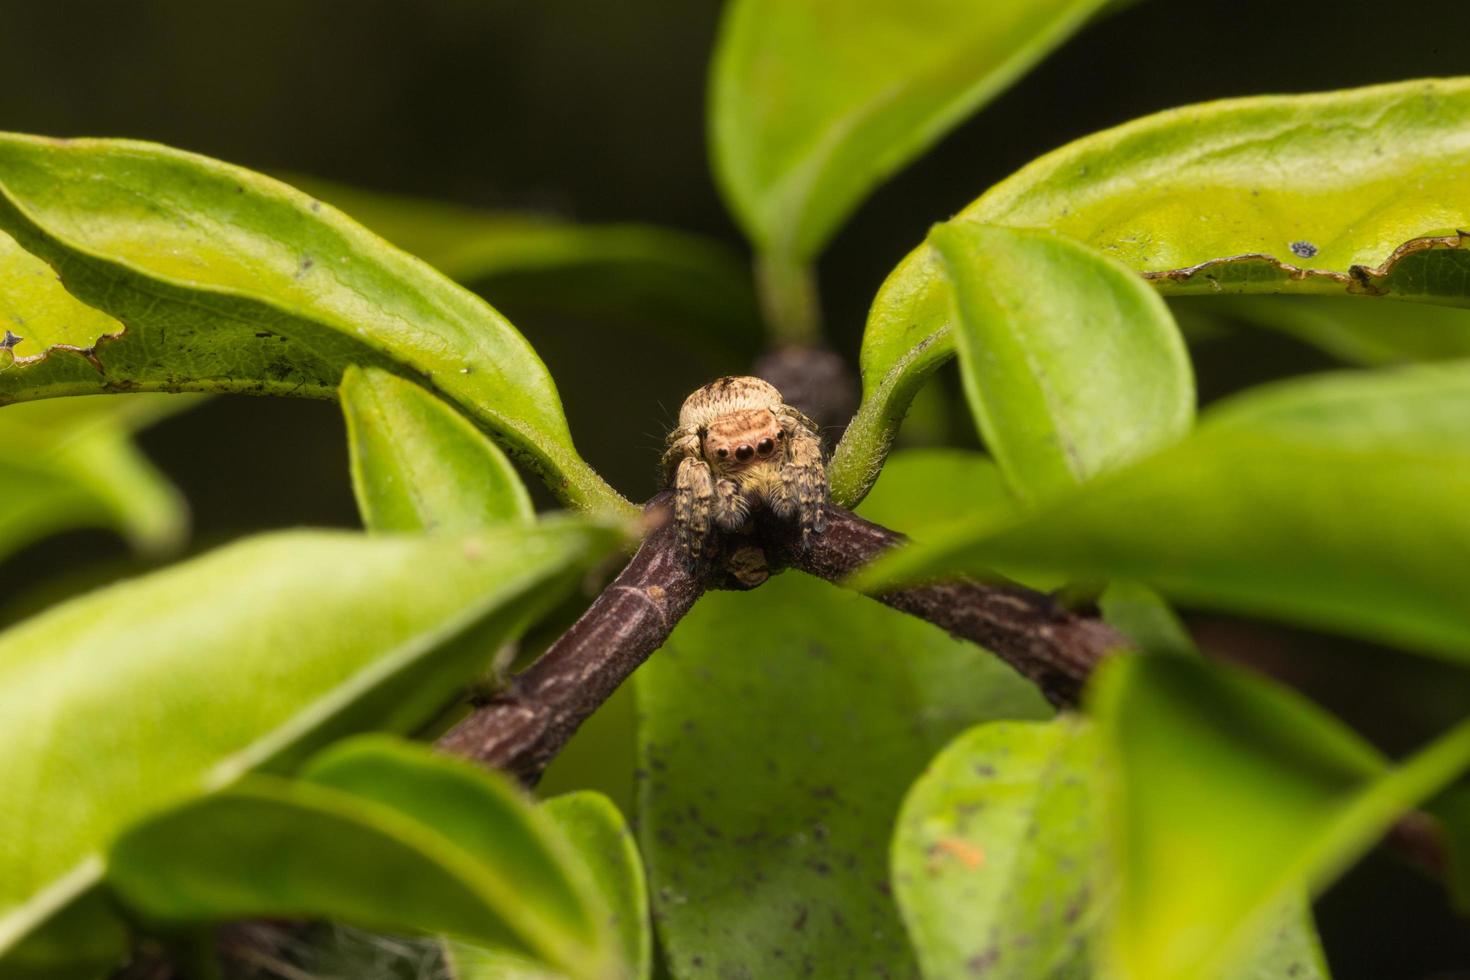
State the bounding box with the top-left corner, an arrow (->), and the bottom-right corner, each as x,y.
713,478 -> 751,531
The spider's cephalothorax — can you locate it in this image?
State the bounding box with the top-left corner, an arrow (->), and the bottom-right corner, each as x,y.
661,376 -> 828,561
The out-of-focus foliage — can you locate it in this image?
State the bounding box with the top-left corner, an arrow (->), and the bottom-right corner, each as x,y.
0,521 -> 619,972
111,737 -> 627,980
0,395 -> 194,561
1094,655 -> 1470,980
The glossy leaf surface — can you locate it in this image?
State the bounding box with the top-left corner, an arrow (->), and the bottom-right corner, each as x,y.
930,224 -> 1192,502
859,362 -> 1470,661
293,176 -> 761,361
341,365 -> 533,533
836,78 -> 1470,501
0,134 -> 626,515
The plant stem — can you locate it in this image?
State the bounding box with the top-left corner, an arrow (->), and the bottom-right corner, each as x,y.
437,498 -> 1121,779
754,253 -> 822,347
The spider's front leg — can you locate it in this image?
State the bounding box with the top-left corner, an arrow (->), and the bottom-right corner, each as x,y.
777,412 -> 828,546
673,456 -> 717,560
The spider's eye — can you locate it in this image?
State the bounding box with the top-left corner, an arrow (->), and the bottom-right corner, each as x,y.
716,447 -> 728,459
756,438 -> 775,456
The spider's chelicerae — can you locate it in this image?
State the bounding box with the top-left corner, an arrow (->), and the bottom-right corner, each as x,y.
661,376 -> 828,560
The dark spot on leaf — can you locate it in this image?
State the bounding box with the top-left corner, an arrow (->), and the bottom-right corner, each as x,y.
309,199 -> 322,212
792,906 -> 808,931
0,330 -> 22,350
967,947 -> 1000,974
1290,240 -> 1318,259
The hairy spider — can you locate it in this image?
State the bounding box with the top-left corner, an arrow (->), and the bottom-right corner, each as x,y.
662,376 -> 828,561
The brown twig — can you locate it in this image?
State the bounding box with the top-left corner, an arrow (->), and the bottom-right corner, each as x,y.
435,496 -> 1450,885
438,497 -> 1126,780
437,493 -> 706,781
772,505 -> 1127,707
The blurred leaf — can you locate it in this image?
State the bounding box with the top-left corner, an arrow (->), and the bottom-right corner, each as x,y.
839,78 -> 1470,501
929,224 -> 1192,503
1097,582 -> 1197,658
636,573 -> 1050,977
858,362 -> 1470,662
893,717 -> 1330,980
709,0 -> 1113,262
892,718 -> 1101,978
290,176 -> 761,362
0,520 -> 619,963
0,394 -> 197,560
110,737 -> 620,980
0,134 -> 629,517
853,448 -> 1015,541
1093,654 -> 1470,980
341,365 -> 533,533
1189,295 -> 1470,366
446,792 -> 650,980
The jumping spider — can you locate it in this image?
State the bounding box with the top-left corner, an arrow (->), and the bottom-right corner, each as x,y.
662,376 -> 828,561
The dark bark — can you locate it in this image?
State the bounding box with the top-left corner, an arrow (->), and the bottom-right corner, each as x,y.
437,494 -> 705,781
438,497 -> 1126,780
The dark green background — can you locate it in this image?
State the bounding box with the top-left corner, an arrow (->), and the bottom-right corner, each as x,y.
2,1 -> 1467,976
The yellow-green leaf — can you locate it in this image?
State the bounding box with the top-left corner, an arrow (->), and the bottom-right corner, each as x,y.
709,0 -> 1113,262
0,394 -> 195,560
0,134 -> 629,517
836,78 -> 1470,501
858,361 -> 1470,663
1094,654 -> 1470,980
929,224 -> 1192,503
0,520 -> 618,964
341,366 -> 533,533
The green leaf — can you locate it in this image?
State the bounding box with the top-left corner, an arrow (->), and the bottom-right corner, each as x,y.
0,134 -> 629,517
892,718 -> 1101,979
929,224 -> 1193,502
0,394 -> 196,560
109,737 -> 619,980
892,718 -> 1329,980
858,361 -> 1470,662
0,519 -> 618,961
1097,582 -> 1197,659
289,176 -> 762,362
341,365 -> 533,533
540,794 -> 649,980
853,448 -> 1016,542
1185,295 -> 1470,366
636,573 -> 1049,977
446,792 -> 650,980
709,0 -> 1113,262
834,77 -> 1470,501
1094,654 -> 1470,980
